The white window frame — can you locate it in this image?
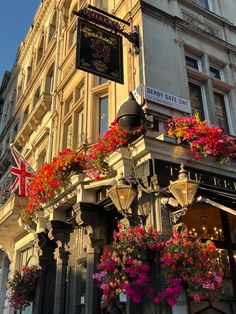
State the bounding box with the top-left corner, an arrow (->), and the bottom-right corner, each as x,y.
185,54 -> 203,72
188,79 -> 209,121
221,93 -> 234,135
209,64 -> 224,81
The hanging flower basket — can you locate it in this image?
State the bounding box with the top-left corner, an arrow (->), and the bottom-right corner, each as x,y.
93,224 -> 163,303
93,225 -> 224,306
154,229 -> 223,305
8,265 -> 40,312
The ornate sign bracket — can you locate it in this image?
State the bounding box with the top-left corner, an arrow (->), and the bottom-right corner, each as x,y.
73,5 -> 139,54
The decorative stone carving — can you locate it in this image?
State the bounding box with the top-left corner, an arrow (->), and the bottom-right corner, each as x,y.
47,221 -> 72,264
74,202 -> 105,253
182,11 -> 222,38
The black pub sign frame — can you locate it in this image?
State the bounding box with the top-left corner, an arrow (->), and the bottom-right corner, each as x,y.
76,20 -> 124,84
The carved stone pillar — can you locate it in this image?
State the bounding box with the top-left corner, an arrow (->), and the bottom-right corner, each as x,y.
33,233 -> 56,314
74,203 -> 106,314
47,221 -> 72,314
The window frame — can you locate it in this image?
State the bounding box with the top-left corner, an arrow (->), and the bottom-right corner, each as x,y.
185,54 -> 202,72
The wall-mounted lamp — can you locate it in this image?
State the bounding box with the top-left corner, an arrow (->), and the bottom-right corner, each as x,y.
108,174 -> 137,214
108,165 -> 199,225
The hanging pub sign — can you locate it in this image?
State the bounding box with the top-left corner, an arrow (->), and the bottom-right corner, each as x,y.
76,20 -> 124,84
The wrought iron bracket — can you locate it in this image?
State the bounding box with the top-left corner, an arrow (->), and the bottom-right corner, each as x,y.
169,207 -> 188,225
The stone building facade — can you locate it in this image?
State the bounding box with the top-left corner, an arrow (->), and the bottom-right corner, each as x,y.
0,0 -> 235,313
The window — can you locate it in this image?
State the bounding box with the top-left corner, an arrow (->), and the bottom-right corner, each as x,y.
23,106 -> 29,123
185,55 -> 201,71
68,24 -> 77,50
45,64 -> 55,94
37,36 -> 44,64
63,119 -> 73,149
33,87 -> 41,107
64,94 -> 73,116
192,0 -> 209,9
100,0 -> 108,11
48,11 -> 57,43
99,96 -> 108,135
19,247 -> 34,268
213,92 -> 229,133
38,151 -> 46,169
99,77 -> 108,85
188,82 -> 205,121
209,66 -> 222,80
75,84 -> 84,103
75,109 -> 84,147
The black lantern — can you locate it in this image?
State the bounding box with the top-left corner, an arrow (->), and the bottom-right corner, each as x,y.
116,92 -> 145,132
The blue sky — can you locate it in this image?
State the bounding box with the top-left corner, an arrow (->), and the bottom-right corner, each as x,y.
0,1 -> 40,83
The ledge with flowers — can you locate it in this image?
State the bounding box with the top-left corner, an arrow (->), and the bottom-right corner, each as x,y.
20,120 -> 131,226
20,115 -> 236,227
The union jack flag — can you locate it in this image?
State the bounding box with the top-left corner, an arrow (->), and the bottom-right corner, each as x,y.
10,145 -> 35,196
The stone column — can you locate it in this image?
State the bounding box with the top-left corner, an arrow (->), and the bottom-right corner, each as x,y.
47,221 -> 72,314
33,233 -> 57,314
74,203 -> 106,314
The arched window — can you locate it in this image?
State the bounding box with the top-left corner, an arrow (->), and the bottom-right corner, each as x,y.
45,64 -> 55,94
48,11 -> 57,43
33,87 -> 41,107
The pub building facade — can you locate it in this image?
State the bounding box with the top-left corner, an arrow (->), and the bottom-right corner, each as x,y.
0,0 -> 236,313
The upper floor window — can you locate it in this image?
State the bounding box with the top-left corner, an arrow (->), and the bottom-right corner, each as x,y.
188,82 -> 205,121
48,11 -> 57,43
192,0 -> 209,9
33,87 -> 41,107
26,59 -> 33,84
45,64 -> 55,94
37,35 -> 44,64
209,66 -> 223,80
23,106 -> 29,123
38,150 -> 47,169
63,119 -> 73,149
100,0 -> 108,11
213,92 -> 229,134
185,55 -> 201,71
68,24 -> 77,50
99,77 -> 109,85
99,96 -> 108,135
75,83 -> 85,103
75,109 -> 84,147
64,94 -> 73,116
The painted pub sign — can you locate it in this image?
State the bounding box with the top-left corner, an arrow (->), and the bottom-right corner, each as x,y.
76,20 -> 124,84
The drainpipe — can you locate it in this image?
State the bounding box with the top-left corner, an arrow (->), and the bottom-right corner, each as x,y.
47,1 -> 61,162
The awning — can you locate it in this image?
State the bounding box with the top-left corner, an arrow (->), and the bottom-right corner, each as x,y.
197,196 -> 236,216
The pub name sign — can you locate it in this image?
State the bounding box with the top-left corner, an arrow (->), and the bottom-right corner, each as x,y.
75,8 -> 124,84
